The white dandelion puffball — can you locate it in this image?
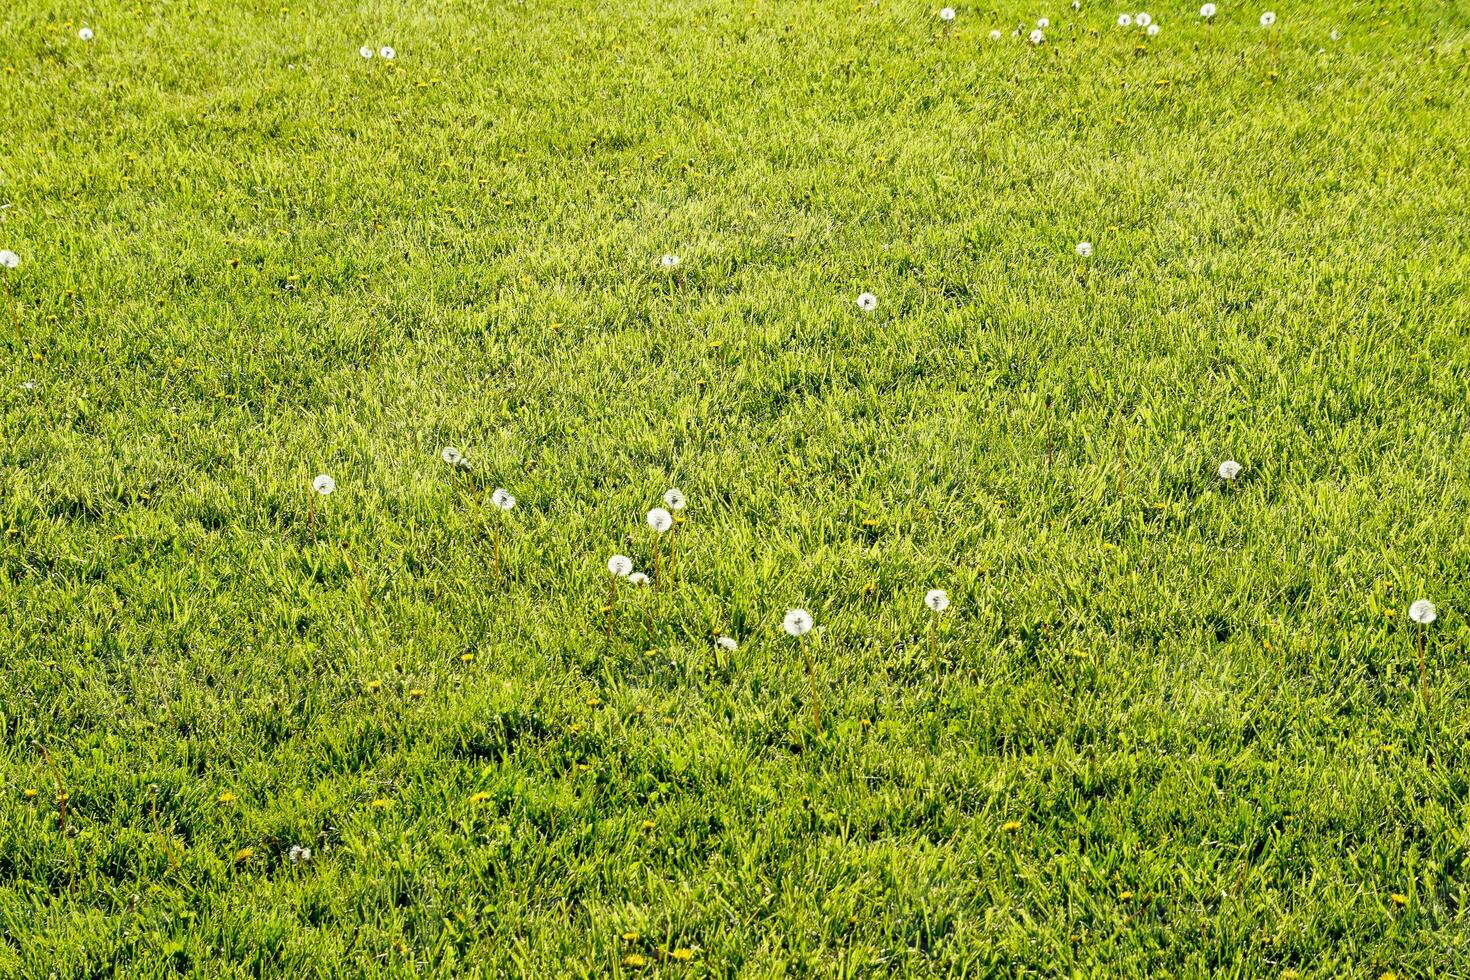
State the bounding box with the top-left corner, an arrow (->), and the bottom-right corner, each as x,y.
925,589 -> 951,613
783,609 -> 814,637
1075,241 -> 1092,258
1071,0 -> 1081,9
1200,3 -> 1216,17
288,845 -> 312,865
940,7 -> 956,22
663,488 -> 687,511
607,554 -> 633,577
989,28 -> 1003,40
1136,12 -> 1151,27
359,45 -> 374,59
1029,28 -> 1045,44
0,250 -> 18,269
1146,22 -> 1160,35
1260,11 -> 1275,27
1217,460 -> 1241,481
647,507 -> 673,533
1409,600 -> 1438,626
1037,17 -> 1049,28
856,292 -> 878,312
628,572 -> 651,586
312,474 -> 336,496
440,446 -> 464,466
79,27 -> 95,41
491,488 -> 516,511
379,46 -> 396,60
660,253 -> 680,268
1117,13 -> 1132,26
715,635 -> 738,652
1330,30 -> 1340,41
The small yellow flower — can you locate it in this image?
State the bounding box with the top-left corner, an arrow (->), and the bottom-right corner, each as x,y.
23,788 -> 38,798
469,791 -> 492,805
586,697 -> 602,707
370,798 -> 392,810
366,679 -> 383,692
1282,971 -> 1300,980
1390,893 -> 1409,907
234,847 -> 254,863
669,948 -> 694,962
460,653 -> 475,664
217,791 -> 236,804
408,688 -> 426,698
641,819 -> 656,832
622,954 -> 647,968
1002,820 -> 1021,833
1120,890 -> 1134,900
621,930 -> 640,942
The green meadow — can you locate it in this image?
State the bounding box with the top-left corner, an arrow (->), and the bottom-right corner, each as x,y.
3,0 -> 1470,975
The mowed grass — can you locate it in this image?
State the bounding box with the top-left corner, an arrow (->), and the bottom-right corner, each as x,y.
3,0 -> 1470,974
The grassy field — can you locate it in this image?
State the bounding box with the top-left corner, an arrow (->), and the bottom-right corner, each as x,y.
3,0 -> 1470,975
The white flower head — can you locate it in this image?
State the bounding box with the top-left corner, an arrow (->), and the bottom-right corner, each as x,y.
1072,0 -> 1081,9
607,554 -> 633,577
660,253 -> 680,268
1029,28 -> 1045,44
925,589 -> 951,613
663,488 -> 687,511
312,474 -> 336,496
1217,460 -> 1241,481
359,45 -> 374,58
288,845 -> 312,865
379,46 -> 396,60
940,7 -> 956,22
783,609 -> 814,637
440,446 -> 464,467
1117,13 -> 1132,26
1260,11 -> 1276,27
1146,22 -> 1160,35
1136,12 -> 1151,26
20,380 -> 38,390
79,27 -> 95,41
1075,241 -> 1092,258
1037,17 -> 1050,28
856,291 -> 878,312
1200,3 -> 1216,17
1409,600 -> 1438,625
491,488 -> 516,511
628,571 -> 651,586
715,635 -> 738,652
989,28 -> 1003,40
647,507 -> 673,533
0,250 -> 18,269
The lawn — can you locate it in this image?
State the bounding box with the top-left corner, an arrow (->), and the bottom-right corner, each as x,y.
3,0 -> 1470,975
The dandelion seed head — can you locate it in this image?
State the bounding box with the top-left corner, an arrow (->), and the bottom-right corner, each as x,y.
647,507 -> 673,533
628,572 -> 651,586
856,291 -> 878,312
660,253 -> 680,268
79,27 -> 95,41
1136,12 -> 1152,26
1146,22 -> 1160,35
940,7 -> 956,22
715,635 -> 738,652
1200,3 -> 1216,17
1260,11 -> 1276,26
0,250 -> 19,269
440,446 -> 464,466
989,28 -> 1003,39
379,46 -> 396,60
491,487 -> 516,511
783,609 -> 814,637
1075,241 -> 1092,258
359,45 -> 374,58
608,554 -> 633,577
312,474 -> 336,495
1217,460 -> 1241,481
1409,600 -> 1438,625
1037,17 -> 1050,28
1117,13 -> 1132,26
663,488 -> 687,511
925,589 -> 951,613
288,845 -> 312,865
1029,28 -> 1045,44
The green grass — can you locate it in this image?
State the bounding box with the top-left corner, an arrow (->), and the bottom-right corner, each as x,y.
3,0 -> 1470,975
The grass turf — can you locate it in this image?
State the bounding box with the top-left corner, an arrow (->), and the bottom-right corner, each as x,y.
3,0 -> 1470,975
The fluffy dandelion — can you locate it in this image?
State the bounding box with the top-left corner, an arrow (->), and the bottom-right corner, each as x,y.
940,7 -> 956,22
1117,13 -> 1132,26
313,474 -> 335,495
784,609 -> 821,732
856,291 -> 878,312
1136,12 -> 1151,26
647,507 -> 673,585
1201,3 -> 1216,17
1072,0 -> 1081,9
605,554 -> 633,634
79,27 -> 95,41
989,29 -> 1003,40
489,487 -> 516,579
491,488 -> 515,510
924,589 -> 950,679
1260,11 -> 1276,26
1147,22 -> 1160,35
715,635 -> 738,652
628,572 -> 651,586
1076,241 -> 1092,258
1029,28 -> 1045,44
359,45 -> 374,58
288,845 -> 312,865
660,253 -> 680,269
663,488 -> 686,511
1037,17 -> 1050,28
379,46 -> 396,59
661,489 -> 687,584
1409,599 -> 1438,700
0,249 -> 19,339
1218,459 -> 1241,482
441,445 -> 466,468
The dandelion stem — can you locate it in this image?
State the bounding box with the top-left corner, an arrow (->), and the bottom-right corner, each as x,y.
4,274 -> 17,345
666,524 -> 678,589
801,642 -> 822,734
606,576 -> 618,637
652,534 -> 663,589
492,514 -> 503,582
307,495 -> 316,539
1418,622 -> 1427,703
35,742 -> 67,834
930,616 -> 940,682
